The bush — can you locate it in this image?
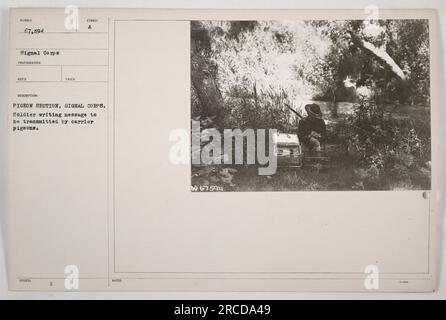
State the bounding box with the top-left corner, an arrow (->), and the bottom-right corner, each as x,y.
338,98 -> 430,187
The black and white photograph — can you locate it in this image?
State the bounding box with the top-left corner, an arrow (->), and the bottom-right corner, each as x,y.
191,19 -> 431,192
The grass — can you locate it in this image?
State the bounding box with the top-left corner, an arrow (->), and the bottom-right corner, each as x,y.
226,157 -> 430,192
191,101 -> 431,192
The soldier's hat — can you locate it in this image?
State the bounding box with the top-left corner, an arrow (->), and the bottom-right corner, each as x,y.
305,103 -> 322,118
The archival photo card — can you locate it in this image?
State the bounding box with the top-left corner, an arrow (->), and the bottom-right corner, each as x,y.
6,8 -> 438,292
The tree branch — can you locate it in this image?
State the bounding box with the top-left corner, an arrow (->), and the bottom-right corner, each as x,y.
361,40 -> 406,80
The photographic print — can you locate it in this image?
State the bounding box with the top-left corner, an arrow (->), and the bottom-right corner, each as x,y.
191,19 -> 431,192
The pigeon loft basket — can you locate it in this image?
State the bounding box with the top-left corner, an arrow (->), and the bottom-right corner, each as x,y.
272,132 -> 303,168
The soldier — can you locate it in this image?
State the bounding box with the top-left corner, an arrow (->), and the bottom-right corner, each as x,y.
297,103 -> 326,152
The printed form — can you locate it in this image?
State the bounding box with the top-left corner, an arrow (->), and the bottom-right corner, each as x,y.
6,8 -> 438,292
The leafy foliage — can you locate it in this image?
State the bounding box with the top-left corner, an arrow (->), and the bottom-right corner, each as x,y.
338,98 -> 430,189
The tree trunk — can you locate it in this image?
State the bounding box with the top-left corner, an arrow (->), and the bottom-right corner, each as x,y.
331,88 -> 338,118
348,30 -> 406,81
